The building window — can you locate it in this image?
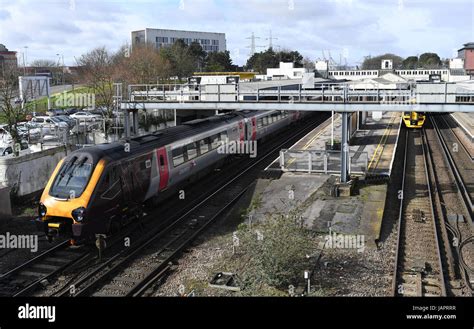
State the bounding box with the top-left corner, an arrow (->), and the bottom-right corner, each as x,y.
156,37 -> 169,43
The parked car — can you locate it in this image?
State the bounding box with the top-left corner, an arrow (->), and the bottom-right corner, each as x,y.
0,140 -> 30,156
0,146 -> 13,156
70,111 -> 101,122
25,121 -> 54,137
55,115 -> 76,129
30,116 -> 69,135
46,108 -> 67,116
0,125 -> 13,146
64,108 -> 80,115
13,122 -> 42,140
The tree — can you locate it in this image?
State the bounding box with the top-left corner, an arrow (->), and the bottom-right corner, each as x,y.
245,48 -> 279,73
0,65 -> 30,154
402,56 -> 419,69
160,39 -> 196,79
418,52 -> 442,68
303,57 -> 315,71
189,41 -> 206,72
205,51 -> 235,72
117,44 -> 171,84
278,50 -> 304,68
30,59 -> 58,67
245,48 -> 304,73
361,53 -> 404,70
77,47 -> 118,135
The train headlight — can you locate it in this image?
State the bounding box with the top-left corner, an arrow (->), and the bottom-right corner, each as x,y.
38,203 -> 47,217
72,207 -> 86,223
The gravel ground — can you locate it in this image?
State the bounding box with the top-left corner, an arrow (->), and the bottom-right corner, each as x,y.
0,206 -> 66,275
153,178 -> 398,297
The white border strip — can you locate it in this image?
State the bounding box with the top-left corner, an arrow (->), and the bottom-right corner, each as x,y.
388,114 -> 403,176
450,113 -> 474,141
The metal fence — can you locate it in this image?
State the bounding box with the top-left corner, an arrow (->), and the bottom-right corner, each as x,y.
125,82 -> 474,105
279,149 -> 368,175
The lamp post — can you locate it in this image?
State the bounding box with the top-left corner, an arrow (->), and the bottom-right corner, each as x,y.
23,46 -> 28,75
56,53 -> 65,85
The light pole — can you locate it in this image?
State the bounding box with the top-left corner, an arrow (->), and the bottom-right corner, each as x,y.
56,53 -> 65,85
23,46 -> 28,75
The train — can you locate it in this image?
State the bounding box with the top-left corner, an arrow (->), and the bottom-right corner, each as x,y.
37,110 -> 304,243
402,111 -> 426,128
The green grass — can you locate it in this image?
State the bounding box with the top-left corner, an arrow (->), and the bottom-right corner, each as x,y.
28,86 -> 95,113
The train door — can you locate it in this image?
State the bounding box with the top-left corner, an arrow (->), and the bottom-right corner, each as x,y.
119,163 -> 132,204
292,111 -> 300,121
238,121 -> 245,142
156,147 -> 169,191
251,117 -> 257,141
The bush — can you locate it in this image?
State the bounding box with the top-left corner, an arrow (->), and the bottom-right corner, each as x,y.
237,213 -> 314,289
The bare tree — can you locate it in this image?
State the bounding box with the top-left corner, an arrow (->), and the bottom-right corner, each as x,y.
117,44 -> 171,84
0,65 -> 30,155
30,59 -> 58,67
303,57 -> 315,71
77,47 -> 117,136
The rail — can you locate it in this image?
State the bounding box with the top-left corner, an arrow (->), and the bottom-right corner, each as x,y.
279,149 -> 368,175
124,83 -> 474,106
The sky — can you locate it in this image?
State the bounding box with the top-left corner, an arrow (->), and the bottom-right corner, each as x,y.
0,0 -> 473,67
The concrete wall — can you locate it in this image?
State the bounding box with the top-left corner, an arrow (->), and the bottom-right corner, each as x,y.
0,187 -> 12,219
0,146 -> 68,197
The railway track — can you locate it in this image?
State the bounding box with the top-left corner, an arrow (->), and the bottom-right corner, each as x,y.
393,129 -> 446,297
432,115 -> 474,216
49,114 -> 327,297
0,240 -> 91,297
429,116 -> 474,294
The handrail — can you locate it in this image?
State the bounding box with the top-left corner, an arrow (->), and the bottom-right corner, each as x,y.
123,83 -> 474,106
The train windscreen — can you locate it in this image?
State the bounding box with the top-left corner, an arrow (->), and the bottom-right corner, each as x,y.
49,157 -> 93,199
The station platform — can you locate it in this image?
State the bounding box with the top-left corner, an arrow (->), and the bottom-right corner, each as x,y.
259,111 -> 402,246
266,111 -> 402,178
450,112 -> 474,142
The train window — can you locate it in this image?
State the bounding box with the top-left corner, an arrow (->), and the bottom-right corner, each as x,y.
159,155 -> 165,170
220,131 -> 228,142
257,118 -> 263,128
187,142 -> 198,160
172,147 -> 185,167
262,116 -> 268,126
210,134 -> 220,149
49,158 -> 92,199
100,167 -> 121,200
199,138 -> 210,154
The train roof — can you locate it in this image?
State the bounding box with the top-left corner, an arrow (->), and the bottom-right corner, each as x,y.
65,110 -> 263,164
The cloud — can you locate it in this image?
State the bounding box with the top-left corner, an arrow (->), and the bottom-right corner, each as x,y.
0,0 -> 472,66
0,9 -> 10,20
